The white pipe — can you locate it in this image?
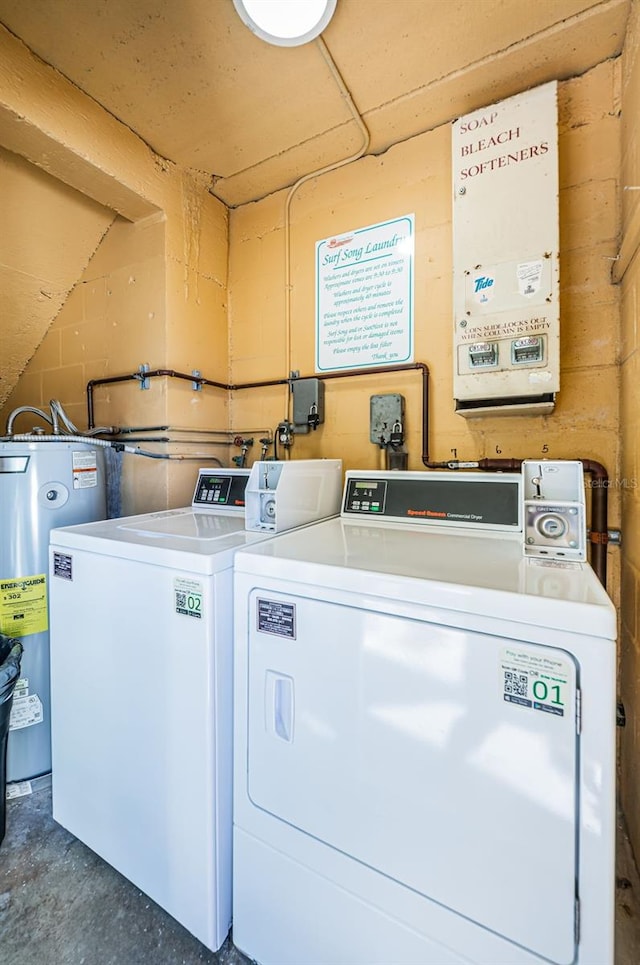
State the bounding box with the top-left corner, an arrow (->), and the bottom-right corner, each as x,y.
2,433 -> 125,449
0,434 -> 223,464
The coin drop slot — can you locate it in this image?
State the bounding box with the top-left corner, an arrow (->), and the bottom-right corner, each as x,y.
468,342 -> 499,368
511,335 -> 544,365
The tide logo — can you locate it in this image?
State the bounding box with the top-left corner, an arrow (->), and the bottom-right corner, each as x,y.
474,275 -> 494,293
473,274 -> 495,303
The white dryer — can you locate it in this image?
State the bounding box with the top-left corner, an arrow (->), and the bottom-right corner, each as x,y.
232,470 -> 617,965
48,461 -> 341,953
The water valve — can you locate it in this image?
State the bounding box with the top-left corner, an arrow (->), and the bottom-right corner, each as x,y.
259,437 -> 272,459
232,436 -> 253,468
276,421 -> 294,448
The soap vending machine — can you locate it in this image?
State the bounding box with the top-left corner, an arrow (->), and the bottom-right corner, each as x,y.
452,82 -> 560,416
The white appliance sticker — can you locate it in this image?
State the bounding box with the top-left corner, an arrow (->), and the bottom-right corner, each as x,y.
529,558 -> 581,570
9,693 -> 44,730
501,646 -> 569,717
6,781 -> 32,800
257,599 -> 296,639
174,578 -> 203,619
72,450 -> 98,489
53,552 -> 73,580
517,259 -> 544,297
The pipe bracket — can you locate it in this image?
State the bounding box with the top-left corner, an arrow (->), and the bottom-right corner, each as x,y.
137,363 -> 150,390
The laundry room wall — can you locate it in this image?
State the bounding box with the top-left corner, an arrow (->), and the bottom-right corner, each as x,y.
0,146 -> 115,414
0,25 -> 229,515
618,0 -> 640,867
228,58 -> 622,594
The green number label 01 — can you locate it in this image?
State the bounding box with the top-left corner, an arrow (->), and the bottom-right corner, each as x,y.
533,680 -> 564,706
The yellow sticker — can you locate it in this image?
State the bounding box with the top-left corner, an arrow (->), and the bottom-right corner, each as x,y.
0,574 -> 48,638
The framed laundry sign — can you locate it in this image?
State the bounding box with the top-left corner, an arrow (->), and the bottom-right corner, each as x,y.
316,214 -> 414,372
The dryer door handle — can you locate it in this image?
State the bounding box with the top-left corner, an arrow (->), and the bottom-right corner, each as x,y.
266,671 -> 294,743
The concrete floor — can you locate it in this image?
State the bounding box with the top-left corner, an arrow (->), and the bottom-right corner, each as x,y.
1,777 -> 640,965
0,777 -> 249,965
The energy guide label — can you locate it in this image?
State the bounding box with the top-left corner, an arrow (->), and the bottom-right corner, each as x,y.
174,578 -> 203,619
0,574 -> 48,637
501,647 -> 570,717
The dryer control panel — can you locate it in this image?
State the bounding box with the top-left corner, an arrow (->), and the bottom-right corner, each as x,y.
342,471 -> 522,532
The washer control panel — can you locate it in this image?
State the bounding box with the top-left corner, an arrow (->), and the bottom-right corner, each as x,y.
192,468 -> 250,513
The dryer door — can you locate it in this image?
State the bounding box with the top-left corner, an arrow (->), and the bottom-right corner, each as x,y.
247,591 -> 579,965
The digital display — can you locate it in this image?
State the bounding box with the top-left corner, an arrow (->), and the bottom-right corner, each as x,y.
193,470 -> 249,509
194,475 -> 232,505
344,479 -> 388,514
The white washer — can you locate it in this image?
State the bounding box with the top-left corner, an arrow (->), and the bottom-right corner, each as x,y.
233,470 -> 617,965
48,463 -> 340,953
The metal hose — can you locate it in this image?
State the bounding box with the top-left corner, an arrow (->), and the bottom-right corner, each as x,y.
5,406 -> 53,435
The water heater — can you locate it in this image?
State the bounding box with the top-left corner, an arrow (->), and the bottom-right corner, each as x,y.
452,81 -> 559,416
0,440 -> 107,781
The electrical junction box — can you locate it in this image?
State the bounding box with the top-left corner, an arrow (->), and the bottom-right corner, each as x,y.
522,460 -> 586,562
452,81 -> 559,417
292,378 -> 325,434
369,394 -> 405,446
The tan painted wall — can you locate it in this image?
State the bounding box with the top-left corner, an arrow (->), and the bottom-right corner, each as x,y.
0,28 -> 230,513
0,147 -> 114,409
619,0 -> 640,866
228,62 -> 621,596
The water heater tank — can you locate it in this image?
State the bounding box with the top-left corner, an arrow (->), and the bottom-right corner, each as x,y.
0,440 -> 107,781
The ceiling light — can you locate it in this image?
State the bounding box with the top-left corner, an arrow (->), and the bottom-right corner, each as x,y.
233,0 -> 337,47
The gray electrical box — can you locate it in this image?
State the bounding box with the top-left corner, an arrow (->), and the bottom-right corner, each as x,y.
370,394 -> 405,446
292,378 -> 325,434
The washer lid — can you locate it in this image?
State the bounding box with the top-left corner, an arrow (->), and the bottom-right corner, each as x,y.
50,509 -> 269,572
119,511 -> 243,540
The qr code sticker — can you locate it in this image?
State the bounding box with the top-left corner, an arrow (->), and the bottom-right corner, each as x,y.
504,671 -> 528,698
176,591 -> 186,609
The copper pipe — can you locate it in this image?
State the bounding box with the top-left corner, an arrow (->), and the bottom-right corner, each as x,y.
581,459 -> 609,588
477,458 -> 525,472
86,366 -> 609,585
87,368 -> 281,428
87,365 -> 429,444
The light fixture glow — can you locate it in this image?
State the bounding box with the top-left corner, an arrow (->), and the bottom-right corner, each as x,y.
233,0 -> 337,47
